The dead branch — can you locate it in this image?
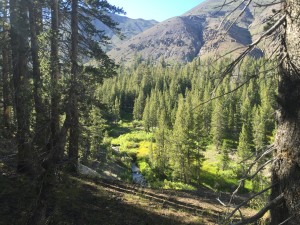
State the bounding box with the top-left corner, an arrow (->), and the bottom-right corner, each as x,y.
214,0 -> 239,10
210,13 -> 286,98
213,0 -> 230,18
278,216 -> 294,225
190,60 -> 280,111
231,193 -> 284,225
218,0 -> 249,30
253,0 -> 283,8
243,145 -> 275,174
217,197 -> 228,207
220,0 -> 253,37
238,144 -> 275,166
226,183 -> 277,221
251,14 -> 286,45
245,158 -> 276,180
191,73 -> 257,111
230,156 -> 276,201
228,13 -> 285,71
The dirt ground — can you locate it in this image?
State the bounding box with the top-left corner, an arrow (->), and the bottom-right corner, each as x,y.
0,153 -> 258,225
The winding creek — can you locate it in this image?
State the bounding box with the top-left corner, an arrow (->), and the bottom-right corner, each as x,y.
112,145 -> 147,187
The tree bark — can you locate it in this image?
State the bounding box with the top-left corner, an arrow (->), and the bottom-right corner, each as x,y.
1,0 -> 12,135
28,0 -> 49,150
50,0 -> 62,161
68,0 -> 79,172
270,0 -> 300,224
2,40 -> 11,132
10,0 -> 33,174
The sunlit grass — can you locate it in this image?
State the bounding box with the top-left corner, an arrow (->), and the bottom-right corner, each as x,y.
109,120 -> 254,192
137,141 -> 153,158
200,145 -> 253,192
111,129 -> 154,156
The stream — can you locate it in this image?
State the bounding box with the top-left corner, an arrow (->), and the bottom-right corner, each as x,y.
112,145 -> 147,187
131,162 -> 147,187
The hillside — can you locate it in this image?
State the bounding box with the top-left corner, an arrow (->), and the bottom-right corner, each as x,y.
94,13 -> 158,51
108,0 -> 280,65
0,160 -> 257,225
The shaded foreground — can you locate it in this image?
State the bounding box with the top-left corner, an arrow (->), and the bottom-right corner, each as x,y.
0,158 -> 256,225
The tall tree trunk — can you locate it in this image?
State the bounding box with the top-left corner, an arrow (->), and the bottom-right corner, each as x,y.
1,0 -> 12,135
270,0 -> 300,224
28,0 -> 49,150
50,0 -> 62,160
68,0 -> 79,171
9,0 -> 33,173
2,40 -> 11,132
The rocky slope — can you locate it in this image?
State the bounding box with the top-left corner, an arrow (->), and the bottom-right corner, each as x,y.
108,0 -> 280,65
94,13 -> 158,51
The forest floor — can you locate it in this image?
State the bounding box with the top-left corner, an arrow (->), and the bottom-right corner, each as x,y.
0,155 -> 260,225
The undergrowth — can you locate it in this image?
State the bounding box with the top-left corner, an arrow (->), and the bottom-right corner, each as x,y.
108,121 -> 254,192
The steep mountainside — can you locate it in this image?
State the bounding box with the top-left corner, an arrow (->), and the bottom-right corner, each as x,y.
108,0 -> 280,65
94,13 -> 158,51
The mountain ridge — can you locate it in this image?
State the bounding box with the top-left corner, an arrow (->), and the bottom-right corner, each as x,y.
94,13 -> 158,51
107,0 -> 279,65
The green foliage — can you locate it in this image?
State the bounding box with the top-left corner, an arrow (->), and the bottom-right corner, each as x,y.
99,57 -> 278,193
218,139 -> 231,171
111,130 -> 154,153
162,180 -> 196,190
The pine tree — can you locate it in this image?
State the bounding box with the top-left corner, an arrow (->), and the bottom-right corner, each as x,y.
149,91 -> 158,128
211,96 -> 225,151
171,95 -> 187,182
252,107 -> 267,153
190,92 -> 208,183
171,95 -> 196,183
0,0 -> 12,135
49,0 -> 61,159
133,90 -> 145,120
28,0 -> 48,150
10,0 -> 34,173
219,139 -> 231,171
112,97 -> 121,122
237,123 -> 252,177
142,96 -> 151,131
68,0 -> 80,172
154,108 -> 170,174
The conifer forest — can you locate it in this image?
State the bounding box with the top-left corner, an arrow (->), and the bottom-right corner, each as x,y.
1,0 -> 300,224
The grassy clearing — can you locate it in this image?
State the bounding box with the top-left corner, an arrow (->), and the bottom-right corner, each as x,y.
111,129 -> 154,159
109,121 -> 254,192
201,145 -> 253,192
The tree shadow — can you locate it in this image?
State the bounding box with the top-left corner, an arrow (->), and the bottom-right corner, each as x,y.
108,124 -> 132,138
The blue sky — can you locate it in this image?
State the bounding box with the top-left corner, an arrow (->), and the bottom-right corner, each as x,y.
107,0 -> 205,22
